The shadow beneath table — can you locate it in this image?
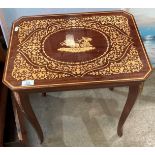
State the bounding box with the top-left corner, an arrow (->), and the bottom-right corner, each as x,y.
60,91 -> 121,146
30,93 -> 66,146
29,89 -> 126,146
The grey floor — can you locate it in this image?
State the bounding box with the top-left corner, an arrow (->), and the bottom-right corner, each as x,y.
26,71 -> 155,147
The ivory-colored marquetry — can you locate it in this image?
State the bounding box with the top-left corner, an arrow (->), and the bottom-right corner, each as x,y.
11,15 -> 143,80
58,36 -> 95,53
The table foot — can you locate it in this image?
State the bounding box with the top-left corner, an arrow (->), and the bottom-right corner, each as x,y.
117,83 -> 143,137
13,92 -> 44,144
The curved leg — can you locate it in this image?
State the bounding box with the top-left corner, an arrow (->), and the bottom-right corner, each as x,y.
12,92 -> 28,145
13,91 -> 44,143
117,82 -> 143,137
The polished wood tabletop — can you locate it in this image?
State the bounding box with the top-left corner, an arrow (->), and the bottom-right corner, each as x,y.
3,11 -> 152,91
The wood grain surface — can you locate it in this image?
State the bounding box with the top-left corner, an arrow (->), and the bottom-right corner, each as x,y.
2,11 -> 152,91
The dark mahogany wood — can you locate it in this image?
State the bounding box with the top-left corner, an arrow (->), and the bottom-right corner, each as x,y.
13,92 -> 43,143
117,82 -> 143,137
11,92 -> 28,144
3,11 -> 152,91
2,11 -> 152,144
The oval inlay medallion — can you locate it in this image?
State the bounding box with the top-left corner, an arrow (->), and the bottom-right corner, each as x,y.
43,28 -> 108,63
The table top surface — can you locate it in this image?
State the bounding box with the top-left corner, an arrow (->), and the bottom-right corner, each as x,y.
3,11 -> 152,91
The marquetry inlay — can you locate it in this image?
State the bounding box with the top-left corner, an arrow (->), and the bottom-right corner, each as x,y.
11,14 -> 144,81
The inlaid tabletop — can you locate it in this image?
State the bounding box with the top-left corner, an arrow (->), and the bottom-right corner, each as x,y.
3,11 -> 152,90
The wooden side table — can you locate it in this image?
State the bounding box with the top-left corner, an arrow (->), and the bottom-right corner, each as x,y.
3,11 -> 152,144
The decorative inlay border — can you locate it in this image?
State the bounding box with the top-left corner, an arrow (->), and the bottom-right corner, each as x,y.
11,15 -> 141,80
3,11 -> 153,90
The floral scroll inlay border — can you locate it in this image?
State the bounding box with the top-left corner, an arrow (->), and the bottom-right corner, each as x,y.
12,15 -> 143,81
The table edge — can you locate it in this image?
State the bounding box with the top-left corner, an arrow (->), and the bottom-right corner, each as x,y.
2,10 -> 153,91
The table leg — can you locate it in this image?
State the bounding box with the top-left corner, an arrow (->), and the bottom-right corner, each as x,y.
12,93 -> 28,145
13,92 -> 44,143
117,82 -> 143,137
